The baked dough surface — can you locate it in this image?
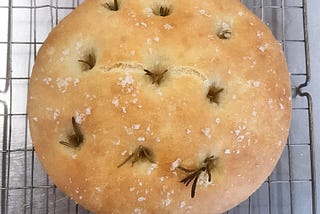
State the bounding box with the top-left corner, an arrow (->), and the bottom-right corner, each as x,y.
28,0 -> 291,213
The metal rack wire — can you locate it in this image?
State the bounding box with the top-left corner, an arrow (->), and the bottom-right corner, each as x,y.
0,0 -> 316,213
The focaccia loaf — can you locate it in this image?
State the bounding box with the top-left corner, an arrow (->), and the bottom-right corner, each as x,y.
28,0 -> 292,213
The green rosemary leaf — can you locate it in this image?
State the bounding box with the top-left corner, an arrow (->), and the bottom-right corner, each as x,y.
78,54 -> 95,70
59,117 -> 84,149
118,145 -> 155,168
103,0 -> 119,11
144,69 -> 168,85
191,174 -> 200,198
178,155 -> 217,198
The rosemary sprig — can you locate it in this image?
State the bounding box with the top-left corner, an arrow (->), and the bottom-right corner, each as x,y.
103,0 -> 119,11
78,54 -> 95,70
217,28 -> 232,39
159,6 -> 171,17
59,117 -> 84,149
118,145 -> 155,168
144,69 -> 168,85
207,85 -> 224,104
178,155 -> 216,198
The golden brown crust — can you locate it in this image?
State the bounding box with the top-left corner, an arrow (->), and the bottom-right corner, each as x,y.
28,0 -> 291,213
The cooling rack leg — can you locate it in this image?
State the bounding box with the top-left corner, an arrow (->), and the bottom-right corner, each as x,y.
1,101 -> 8,214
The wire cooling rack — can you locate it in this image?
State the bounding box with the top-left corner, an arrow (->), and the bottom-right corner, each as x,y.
0,0 -> 317,213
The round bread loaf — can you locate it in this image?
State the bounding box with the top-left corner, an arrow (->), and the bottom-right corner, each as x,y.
28,0 -> 292,213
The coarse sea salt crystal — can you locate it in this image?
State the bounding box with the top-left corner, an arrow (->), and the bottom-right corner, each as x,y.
132,124 -> 141,130
56,77 -> 72,93
137,137 -> 145,142
74,111 -> 85,124
257,31 -> 264,38
236,135 -> 245,142
164,23 -> 174,30
85,107 -> 92,115
186,129 -> 192,135
73,78 -> 80,86
248,80 -> 261,88
130,187 -> 136,192
154,36 -> 160,42
234,130 -> 241,136
162,198 -> 171,206
201,128 -> 211,138
225,149 -> 231,154
53,109 -> 60,120
112,97 -> 120,107
258,43 -> 269,52
138,197 -> 146,202
252,110 -> 257,117
180,201 -> 186,208
113,139 -> 120,145
43,77 -> 52,85
253,81 -> 260,87
134,208 -> 142,214
279,103 -> 285,110
140,22 -> 147,28
147,163 -> 158,175
170,158 -> 181,171
122,107 -> 127,113
119,74 -> 134,88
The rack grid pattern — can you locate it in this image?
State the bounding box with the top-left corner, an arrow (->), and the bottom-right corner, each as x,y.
0,0 -> 316,213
